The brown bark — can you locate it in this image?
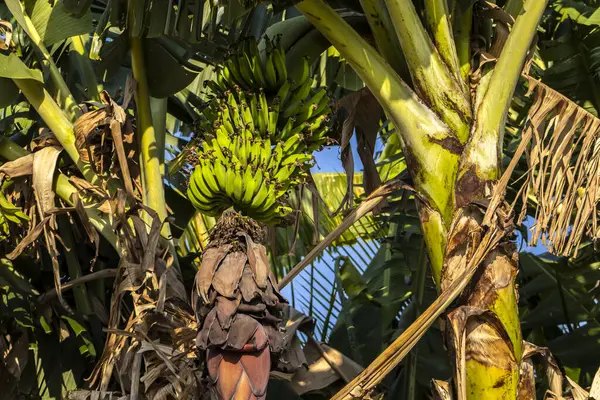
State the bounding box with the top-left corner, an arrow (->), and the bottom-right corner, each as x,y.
441,201 -> 523,398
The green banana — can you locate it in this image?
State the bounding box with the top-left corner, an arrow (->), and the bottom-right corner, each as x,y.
214,160 -> 228,191
199,161 -> 221,193
239,53 -> 257,88
272,48 -> 288,85
233,167 -> 244,202
281,153 -> 313,166
264,52 -> 278,89
225,163 -> 237,198
290,56 -> 309,91
250,178 -> 271,209
242,166 -> 261,204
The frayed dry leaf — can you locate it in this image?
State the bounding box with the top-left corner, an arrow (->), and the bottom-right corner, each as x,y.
74,91 -> 135,183
32,146 -> 62,216
291,343 -> 363,395
6,215 -> 51,259
518,357 -> 536,400
69,176 -> 108,198
32,146 -> 71,312
522,342 -> 563,397
519,77 -> 600,257
566,376 -> 589,400
432,380 -> 453,400
30,129 -> 61,152
590,367 -> 600,400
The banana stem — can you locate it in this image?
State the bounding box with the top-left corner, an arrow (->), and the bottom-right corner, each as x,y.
13,79 -> 100,185
504,0 -> 524,17
454,4 -> 473,83
130,36 -> 171,238
150,97 -> 168,175
425,0 -> 461,81
383,0 -> 472,142
70,35 -> 102,101
358,0 -> 407,76
6,1 -> 81,121
463,0 -> 548,183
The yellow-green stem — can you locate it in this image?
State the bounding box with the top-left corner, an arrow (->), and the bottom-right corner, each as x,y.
461,0 -> 548,185
13,79 -> 100,185
358,0 -> 407,76
70,35 -> 102,101
130,36 -> 171,237
384,0 -> 472,142
425,0 -> 462,82
12,4 -> 81,121
454,4 -> 473,83
504,0 -> 524,18
150,97 -> 168,176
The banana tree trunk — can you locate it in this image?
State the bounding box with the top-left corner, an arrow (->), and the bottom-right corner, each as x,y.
296,0 -> 548,397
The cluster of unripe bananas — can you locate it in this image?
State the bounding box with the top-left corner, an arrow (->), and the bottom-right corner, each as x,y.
188,37 -> 334,223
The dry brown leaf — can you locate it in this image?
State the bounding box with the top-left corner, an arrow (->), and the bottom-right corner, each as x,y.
566,376 -> 589,400
432,380 -> 453,400
212,251 -> 248,298
335,87 -> 384,211
291,343 -> 363,395
517,357 -> 536,400
6,215 -> 50,259
245,234 -> 269,289
279,178 -> 415,289
32,146 -> 70,311
590,367 -> 600,400
32,146 -> 62,217
0,153 -> 34,177
195,245 -> 232,303
518,77 -> 600,257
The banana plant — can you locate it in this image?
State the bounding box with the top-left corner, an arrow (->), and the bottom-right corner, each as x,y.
291,0 -> 556,398
3,0 -> 600,399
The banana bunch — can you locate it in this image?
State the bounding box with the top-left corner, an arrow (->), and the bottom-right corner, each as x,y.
198,86 -> 332,154
202,37 -> 334,149
187,124 -> 314,223
189,36 -> 335,223
0,190 -> 28,240
214,37 -> 291,93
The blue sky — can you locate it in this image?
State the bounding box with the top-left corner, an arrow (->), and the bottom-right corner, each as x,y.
286,134 -> 547,337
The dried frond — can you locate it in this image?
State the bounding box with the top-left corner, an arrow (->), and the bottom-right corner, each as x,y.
517,77 -> 600,256
89,195 -> 198,398
73,91 -> 138,195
